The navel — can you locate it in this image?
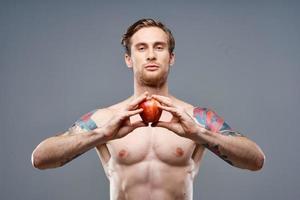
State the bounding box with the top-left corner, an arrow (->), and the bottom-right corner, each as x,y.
175,147 -> 184,157
118,149 -> 128,158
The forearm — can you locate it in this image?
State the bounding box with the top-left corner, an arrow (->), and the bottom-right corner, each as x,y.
195,128 -> 265,171
31,128 -> 107,170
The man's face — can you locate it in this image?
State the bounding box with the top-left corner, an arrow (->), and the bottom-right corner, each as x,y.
125,27 -> 175,87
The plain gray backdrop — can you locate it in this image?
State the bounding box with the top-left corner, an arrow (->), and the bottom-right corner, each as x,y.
1,0 -> 299,199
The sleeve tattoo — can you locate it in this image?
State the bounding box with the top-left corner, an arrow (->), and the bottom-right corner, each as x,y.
70,109 -> 98,132
193,107 -> 244,166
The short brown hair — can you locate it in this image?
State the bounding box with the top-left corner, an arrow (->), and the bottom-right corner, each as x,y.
121,18 -> 175,55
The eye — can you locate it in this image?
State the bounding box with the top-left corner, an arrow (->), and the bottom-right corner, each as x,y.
138,46 -> 145,51
156,46 -> 164,50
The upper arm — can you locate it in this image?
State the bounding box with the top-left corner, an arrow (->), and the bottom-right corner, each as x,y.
62,109 -> 99,136
193,107 -> 232,133
72,109 -> 98,131
193,106 -> 244,137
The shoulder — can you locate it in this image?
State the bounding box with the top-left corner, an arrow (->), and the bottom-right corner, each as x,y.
71,98 -> 131,131
86,104 -> 122,127
170,95 -> 215,115
170,96 -> 196,115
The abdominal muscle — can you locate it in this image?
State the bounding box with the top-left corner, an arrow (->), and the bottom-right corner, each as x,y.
108,159 -> 194,200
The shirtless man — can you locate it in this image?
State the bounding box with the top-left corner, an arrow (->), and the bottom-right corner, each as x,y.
31,18 -> 265,200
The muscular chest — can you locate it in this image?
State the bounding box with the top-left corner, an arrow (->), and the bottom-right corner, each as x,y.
107,126 -> 196,166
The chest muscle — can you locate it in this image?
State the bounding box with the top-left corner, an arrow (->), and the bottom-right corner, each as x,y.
107,126 -> 196,166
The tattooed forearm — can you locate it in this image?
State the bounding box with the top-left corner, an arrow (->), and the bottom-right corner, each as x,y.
203,143 -> 234,166
192,107 -> 264,169
220,130 -> 244,137
193,107 -> 242,166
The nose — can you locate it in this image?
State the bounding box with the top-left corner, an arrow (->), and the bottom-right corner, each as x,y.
146,48 -> 156,61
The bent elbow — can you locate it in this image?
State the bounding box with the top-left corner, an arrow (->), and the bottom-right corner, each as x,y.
249,153 -> 265,171
31,149 -> 42,169
31,149 -> 49,170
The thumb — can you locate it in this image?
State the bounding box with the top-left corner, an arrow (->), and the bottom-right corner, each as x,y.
151,121 -> 176,132
131,121 -> 148,129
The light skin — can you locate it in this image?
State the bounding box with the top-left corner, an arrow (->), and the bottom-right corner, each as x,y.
31,27 -> 265,200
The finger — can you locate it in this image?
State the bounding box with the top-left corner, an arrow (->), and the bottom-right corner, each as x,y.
131,120 -> 149,129
127,92 -> 149,110
158,104 -> 184,120
117,121 -> 148,138
126,108 -> 144,117
158,104 -> 177,115
151,95 -> 174,107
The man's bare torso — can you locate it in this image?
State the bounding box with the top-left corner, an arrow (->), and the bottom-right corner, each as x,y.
91,96 -> 205,200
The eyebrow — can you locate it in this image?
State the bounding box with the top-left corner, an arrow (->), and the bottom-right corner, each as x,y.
134,41 -> 167,48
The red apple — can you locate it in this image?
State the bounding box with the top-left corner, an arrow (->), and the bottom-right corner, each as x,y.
138,98 -> 162,123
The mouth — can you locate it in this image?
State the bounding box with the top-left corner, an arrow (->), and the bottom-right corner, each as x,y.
145,63 -> 159,71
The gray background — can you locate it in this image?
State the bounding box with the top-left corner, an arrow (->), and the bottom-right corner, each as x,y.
1,0 -> 299,199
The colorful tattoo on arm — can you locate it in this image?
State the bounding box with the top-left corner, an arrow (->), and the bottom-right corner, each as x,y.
203,143 -> 233,166
193,107 -> 243,136
193,107 -> 243,166
59,109 -> 98,166
72,109 -> 98,131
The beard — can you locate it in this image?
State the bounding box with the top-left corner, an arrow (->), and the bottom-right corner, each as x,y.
136,68 -> 169,88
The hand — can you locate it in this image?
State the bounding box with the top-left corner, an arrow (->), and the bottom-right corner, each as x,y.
151,95 -> 202,140
102,92 -> 149,141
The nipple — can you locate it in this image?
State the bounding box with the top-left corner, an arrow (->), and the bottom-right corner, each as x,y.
118,149 -> 128,158
175,147 -> 184,157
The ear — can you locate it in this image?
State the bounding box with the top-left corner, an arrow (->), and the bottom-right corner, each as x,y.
125,53 -> 132,69
169,52 -> 175,66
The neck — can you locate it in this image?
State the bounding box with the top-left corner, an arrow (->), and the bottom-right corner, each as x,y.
133,80 -> 170,98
